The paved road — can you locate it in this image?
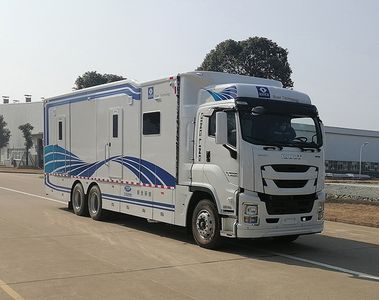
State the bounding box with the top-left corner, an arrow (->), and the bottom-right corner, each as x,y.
0,173 -> 378,300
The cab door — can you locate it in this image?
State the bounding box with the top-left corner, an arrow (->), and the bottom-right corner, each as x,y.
203,110 -> 239,211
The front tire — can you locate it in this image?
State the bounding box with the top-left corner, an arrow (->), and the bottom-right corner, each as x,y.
191,199 -> 222,249
72,183 -> 88,216
88,185 -> 105,221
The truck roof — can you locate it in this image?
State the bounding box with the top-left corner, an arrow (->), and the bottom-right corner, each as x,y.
180,71 -> 283,88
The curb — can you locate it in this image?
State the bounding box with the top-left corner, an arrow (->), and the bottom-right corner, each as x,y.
325,217 -> 379,228
0,168 -> 43,175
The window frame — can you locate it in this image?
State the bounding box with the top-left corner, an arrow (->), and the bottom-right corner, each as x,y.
207,110 -> 237,148
58,121 -> 63,141
143,111 -> 161,135
112,114 -> 119,138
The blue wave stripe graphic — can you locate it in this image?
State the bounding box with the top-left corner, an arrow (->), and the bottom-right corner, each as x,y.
53,162 -> 87,173
126,157 -> 176,187
45,153 -> 81,164
103,193 -> 175,211
45,176 -> 70,193
71,162 -> 100,177
75,155 -> 123,177
114,158 -> 151,184
45,145 -> 80,159
45,161 -> 67,173
44,148 -> 176,187
48,83 -> 141,103
116,157 -> 166,186
206,85 -> 237,101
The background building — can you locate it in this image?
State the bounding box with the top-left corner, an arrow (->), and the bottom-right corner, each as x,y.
324,126 -> 379,177
0,101 -> 43,168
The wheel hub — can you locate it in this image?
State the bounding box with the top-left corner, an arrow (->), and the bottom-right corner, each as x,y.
196,210 -> 214,240
90,193 -> 99,214
73,190 -> 82,210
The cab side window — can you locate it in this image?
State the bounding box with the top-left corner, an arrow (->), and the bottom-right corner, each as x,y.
208,111 -> 237,147
227,112 -> 236,147
208,113 -> 216,137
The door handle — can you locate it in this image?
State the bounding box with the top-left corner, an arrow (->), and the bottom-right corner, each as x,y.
105,143 -> 109,165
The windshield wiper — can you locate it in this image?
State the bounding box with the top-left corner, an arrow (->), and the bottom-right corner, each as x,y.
286,142 -> 320,152
252,138 -> 284,150
263,145 -> 283,151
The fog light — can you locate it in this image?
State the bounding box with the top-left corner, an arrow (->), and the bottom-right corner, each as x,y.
244,216 -> 259,224
318,202 -> 324,220
245,204 -> 258,216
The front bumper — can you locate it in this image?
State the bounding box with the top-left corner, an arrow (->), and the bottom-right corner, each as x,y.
235,190 -> 325,239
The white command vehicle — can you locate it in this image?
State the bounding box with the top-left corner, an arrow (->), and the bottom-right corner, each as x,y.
44,71 -> 325,248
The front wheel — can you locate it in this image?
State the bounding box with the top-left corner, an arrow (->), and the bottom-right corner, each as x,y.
88,185 -> 105,221
191,199 -> 222,249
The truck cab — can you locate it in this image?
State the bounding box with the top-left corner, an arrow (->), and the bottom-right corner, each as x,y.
190,81 -> 325,247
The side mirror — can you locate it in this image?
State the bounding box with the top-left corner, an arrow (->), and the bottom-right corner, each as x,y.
215,111 -> 228,145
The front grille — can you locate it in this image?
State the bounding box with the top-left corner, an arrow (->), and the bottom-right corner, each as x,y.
271,164 -> 311,173
259,193 -> 316,215
274,180 -> 308,188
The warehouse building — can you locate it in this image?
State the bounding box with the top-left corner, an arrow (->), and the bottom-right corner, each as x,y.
0,101 -> 43,168
0,101 -> 378,176
324,126 -> 379,177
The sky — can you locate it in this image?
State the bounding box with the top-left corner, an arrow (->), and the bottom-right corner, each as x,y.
0,0 -> 378,130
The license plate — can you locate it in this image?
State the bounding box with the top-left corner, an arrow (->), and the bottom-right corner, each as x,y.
283,217 -> 296,225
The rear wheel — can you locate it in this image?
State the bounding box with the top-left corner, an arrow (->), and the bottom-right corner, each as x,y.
72,183 -> 88,216
88,185 -> 105,221
191,199 -> 222,249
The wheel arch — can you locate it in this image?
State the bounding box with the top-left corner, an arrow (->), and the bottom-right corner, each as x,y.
186,186 -> 219,229
86,181 -> 100,195
70,180 -> 84,201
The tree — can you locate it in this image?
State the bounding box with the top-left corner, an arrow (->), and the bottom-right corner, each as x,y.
197,37 -> 294,88
0,115 -> 11,150
74,71 -> 125,90
19,123 -> 34,166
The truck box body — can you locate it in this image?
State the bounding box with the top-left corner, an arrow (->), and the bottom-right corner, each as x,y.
44,71 -> 325,247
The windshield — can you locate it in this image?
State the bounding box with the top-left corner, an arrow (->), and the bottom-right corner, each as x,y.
239,112 -> 323,148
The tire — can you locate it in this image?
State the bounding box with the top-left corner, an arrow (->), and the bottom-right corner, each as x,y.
274,235 -> 299,243
72,183 -> 88,216
191,199 -> 222,249
88,185 -> 105,221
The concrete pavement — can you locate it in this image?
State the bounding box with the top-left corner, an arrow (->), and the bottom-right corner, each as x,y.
0,173 -> 378,299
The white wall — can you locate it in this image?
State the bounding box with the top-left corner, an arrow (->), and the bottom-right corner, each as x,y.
0,102 -> 43,162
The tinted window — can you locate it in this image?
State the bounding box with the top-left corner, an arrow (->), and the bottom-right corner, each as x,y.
58,121 -> 63,140
227,112 -> 237,147
239,112 -> 322,148
143,112 -> 160,135
208,113 -> 216,136
112,114 -> 118,138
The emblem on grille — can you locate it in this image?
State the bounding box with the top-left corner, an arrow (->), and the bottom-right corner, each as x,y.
281,153 -> 302,160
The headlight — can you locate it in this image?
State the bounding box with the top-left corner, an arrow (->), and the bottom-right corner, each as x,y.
243,204 -> 259,224
245,204 -> 258,216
